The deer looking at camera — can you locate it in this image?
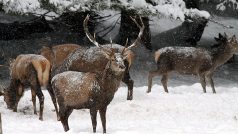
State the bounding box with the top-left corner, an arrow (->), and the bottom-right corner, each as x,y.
148,33 -> 238,93
52,15 -> 144,100
50,15 -> 143,133
51,55 -> 124,133
1,54 -> 55,120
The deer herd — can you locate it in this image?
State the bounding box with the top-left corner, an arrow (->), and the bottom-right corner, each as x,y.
0,15 -> 238,133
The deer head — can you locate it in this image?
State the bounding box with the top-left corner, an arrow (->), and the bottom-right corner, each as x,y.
227,35 -> 238,54
214,33 -> 228,43
83,14 -> 144,68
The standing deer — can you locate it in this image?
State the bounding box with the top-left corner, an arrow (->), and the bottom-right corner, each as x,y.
52,58 -> 124,133
2,54 -> 54,120
39,44 -> 80,69
51,15 -> 138,133
148,34 -> 238,93
52,15 -> 144,100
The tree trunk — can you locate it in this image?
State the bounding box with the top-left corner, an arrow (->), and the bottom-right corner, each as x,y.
184,0 -> 200,9
115,10 -> 152,50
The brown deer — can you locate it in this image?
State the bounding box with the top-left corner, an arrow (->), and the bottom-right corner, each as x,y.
51,17 -> 137,133
39,44 -> 80,69
2,54 -> 53,120
51,15 -> 144,100
147,34 -> 238,93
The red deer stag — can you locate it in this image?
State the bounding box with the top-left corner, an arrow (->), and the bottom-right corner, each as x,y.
52,15 -> 144,100
2,54 -> 53,120
51,22 -> 131,133
148,34 -> 238,93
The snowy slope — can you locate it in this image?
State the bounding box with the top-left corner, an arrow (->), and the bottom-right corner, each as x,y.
1,81 -> 238,134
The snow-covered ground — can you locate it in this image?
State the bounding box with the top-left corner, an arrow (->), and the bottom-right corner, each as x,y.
1,80 -> 238,134
1,9 -> 238,134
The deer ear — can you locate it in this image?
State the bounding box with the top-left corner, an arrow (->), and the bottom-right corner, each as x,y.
123,50 -> 135,68
102,50 -> 115,60
231,35 -> 236,42
0,90 -> 4,96
219,33 -> 223,38
214,37 -> 220,42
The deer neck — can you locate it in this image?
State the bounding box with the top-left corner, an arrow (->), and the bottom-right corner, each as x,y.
211,45 -> 233,69
98,66 -> 123,93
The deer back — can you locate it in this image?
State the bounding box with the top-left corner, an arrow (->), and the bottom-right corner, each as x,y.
155,47 -> 213,75
40,44 -> 80,68
10,54 -> 50,87
52,71 -> 99,108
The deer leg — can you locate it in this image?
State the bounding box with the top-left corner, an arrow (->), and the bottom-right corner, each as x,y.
90,108 -> 98,133
99,107 -> 107,134
122,71 -> 134,100
47,83 -> 60,121
14,83 -> 24,112
207,74 -> 216,94
147,70 -> 161,93
32,83 -> 44,121
59,107 -> 72,132
199,74 -> 206,93
161,74 -> 169,93
31,88 -> 37,115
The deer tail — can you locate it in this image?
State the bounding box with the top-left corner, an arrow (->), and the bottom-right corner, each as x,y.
32,60 -> 50,88
154,50 -> 161,63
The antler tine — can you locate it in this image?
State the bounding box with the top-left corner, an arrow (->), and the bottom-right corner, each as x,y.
109,37 -> 116,56
121,38 -> 128,54
110,37 -> 113,47
127,16 -> 145,50
130,16 -> 141,29
83,14 -> 101,47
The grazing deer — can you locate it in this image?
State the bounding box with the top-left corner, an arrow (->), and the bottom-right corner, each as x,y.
52,15 -> 144,100
2,54 -> 53,120
51,19 -> 134,133
148,34 -> 238,93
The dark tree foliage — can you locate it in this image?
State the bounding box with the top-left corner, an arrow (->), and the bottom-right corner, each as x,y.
0,3 -> 3,11
0,17 -> 52,40
57,11 -> 97,37
184,0 -> 200,9
115,10 -> 152,50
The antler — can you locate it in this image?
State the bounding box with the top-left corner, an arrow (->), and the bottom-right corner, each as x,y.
121,38 -> 128,54
83,15 -> 101,47
126,16 -> 145,50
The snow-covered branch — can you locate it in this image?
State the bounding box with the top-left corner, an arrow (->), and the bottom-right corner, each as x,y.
0,0 -> 210,21
200,0 -> 238,11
